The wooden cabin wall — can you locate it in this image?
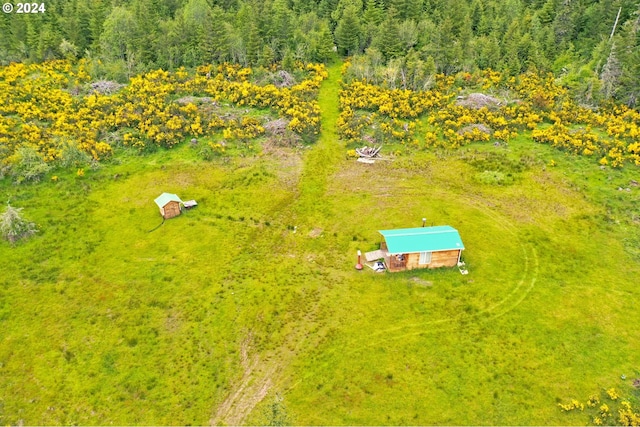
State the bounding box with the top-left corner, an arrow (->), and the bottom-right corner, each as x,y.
164,201 -> 181,219
405,253 -> 421,270
430,250 -> 460,268
405,250 -> 461,270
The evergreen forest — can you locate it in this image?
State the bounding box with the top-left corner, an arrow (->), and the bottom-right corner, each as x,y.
1,0 -> 640,106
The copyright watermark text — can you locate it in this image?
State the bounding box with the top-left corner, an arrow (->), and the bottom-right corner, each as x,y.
3,3 -> 47,13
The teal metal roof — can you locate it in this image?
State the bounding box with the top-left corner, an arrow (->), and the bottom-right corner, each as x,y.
154,192 -> 183,208
379,226 -> 465,254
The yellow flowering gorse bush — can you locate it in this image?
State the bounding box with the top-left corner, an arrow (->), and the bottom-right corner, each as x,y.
338,63 -> 639,167
0,60 -> 327,177
559,387 -> 640,426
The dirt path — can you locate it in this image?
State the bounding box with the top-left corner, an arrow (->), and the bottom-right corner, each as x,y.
209,337 -> 278,426
209,62 -> 343,426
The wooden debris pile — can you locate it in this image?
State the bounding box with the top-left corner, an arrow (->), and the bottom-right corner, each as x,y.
264,118 -> 290,135
356,145 -> 382,158
456,93 -> 503,110
89,80 -> 125,95
355,145 -> 386,164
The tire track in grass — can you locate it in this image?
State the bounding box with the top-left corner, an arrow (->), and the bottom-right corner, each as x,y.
364,191 -> 540,338
287,192 -> 541,391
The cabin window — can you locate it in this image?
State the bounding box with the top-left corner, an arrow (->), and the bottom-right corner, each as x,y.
419,251 -> 432,265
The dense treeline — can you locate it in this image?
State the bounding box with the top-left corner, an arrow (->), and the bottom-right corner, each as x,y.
0,0 -> 639,105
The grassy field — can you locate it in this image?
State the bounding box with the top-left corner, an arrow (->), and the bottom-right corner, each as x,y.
1,63 -> 640,425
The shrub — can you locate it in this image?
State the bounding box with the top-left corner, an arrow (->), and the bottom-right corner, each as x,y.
262,394 -> 289,426
57,143 -> 92,168
199,142 -> 226,160
0,203 -> 38,245
8,146 -> 51,184
474,170 -> 514,185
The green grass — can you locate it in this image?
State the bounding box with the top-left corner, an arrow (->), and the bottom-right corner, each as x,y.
1,66 -> 640,425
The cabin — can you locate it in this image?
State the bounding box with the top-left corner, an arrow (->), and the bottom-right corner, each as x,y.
154,193 -> 183,219
377,226 -> 465,272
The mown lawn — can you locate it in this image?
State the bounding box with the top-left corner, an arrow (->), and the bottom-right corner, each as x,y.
1,64 -> 640,425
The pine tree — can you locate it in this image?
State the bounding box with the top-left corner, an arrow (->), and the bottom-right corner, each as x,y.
433,17 -> 461,74
319,0 -> 340,23
246,21 -> 262,65
133,0 -> 161,65
376,8 -> 402,59
25,18 -> 40,59
615,16 -> 640,106
457,13 -> 473,62
88,0 -> 109,52
389,0 -> 423,22
179,0 -> 214,66
469,0 -> 485,34
269,0 -> 293,56
59,0 -> 79,52
282,47 -> 295,70
331,0 -> 363,24
37,23 -> 61,61
259,45 -> 276,67
552,0 -> 575,50
76,5 -> 93,53
202,6 -> 230,64
537,0 -> 556,25
620,48 -> 640,106
580,0 -> 615,45
473,35 -> 500,70
363,0 -> 384,27
233,2 -> 260,66
309,23 -> 335,62
440,0 -> 469,37
214,0 -> 239,10
335,4 -> 362,55
502,20 -> 523,73
517,32 -> 537,70
362,0 -> 384,47
0,11 -> 15,61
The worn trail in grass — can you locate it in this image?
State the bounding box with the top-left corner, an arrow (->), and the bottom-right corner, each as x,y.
210,62 -> 345,425
294,62 -> 344,226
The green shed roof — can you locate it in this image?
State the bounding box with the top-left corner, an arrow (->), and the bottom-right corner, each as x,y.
379,226 -> 465,254
154,192 -> 183,208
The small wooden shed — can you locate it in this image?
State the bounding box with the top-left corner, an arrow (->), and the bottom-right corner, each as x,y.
378,226 -> 465,272
154,193 -> 183,219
